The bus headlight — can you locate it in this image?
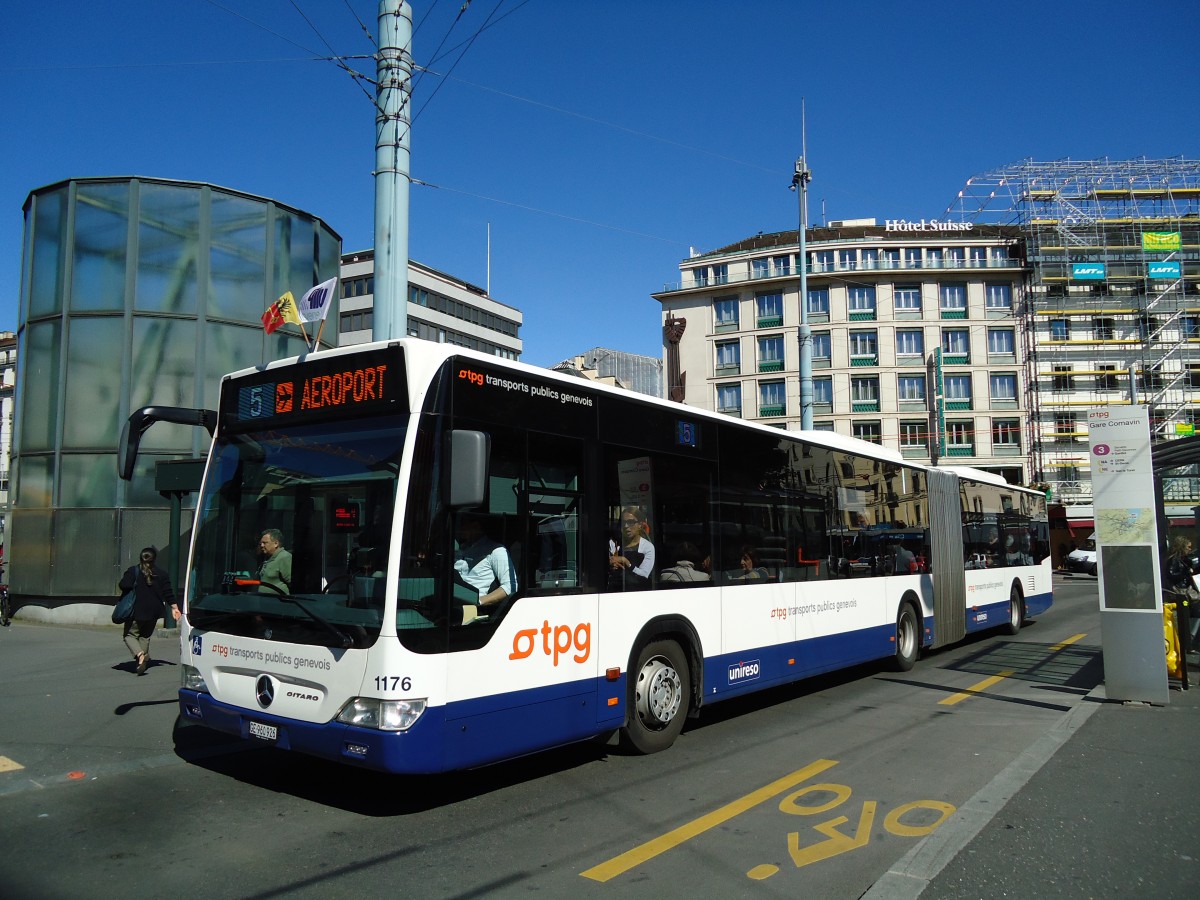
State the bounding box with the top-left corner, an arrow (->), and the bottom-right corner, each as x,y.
336,697 -> 427,732
181,665 -> 209,692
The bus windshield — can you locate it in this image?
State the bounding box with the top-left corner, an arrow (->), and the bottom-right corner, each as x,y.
187,416 -> 406,649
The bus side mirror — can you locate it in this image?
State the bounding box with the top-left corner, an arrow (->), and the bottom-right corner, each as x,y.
118,405 -> 217,481
446,429 -> 489,508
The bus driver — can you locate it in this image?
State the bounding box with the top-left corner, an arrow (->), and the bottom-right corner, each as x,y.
454,514 -> 517,609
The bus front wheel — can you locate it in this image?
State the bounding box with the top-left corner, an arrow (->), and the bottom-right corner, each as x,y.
893,603 -> 919,672
621,640 -> 690,754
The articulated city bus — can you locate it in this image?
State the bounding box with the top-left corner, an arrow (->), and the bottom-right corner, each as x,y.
121,340 -> 1051,774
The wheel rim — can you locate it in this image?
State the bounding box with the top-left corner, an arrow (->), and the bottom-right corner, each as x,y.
898,612 -> 916,659
636,657 -> 682,729
1010,594 -> 1022,629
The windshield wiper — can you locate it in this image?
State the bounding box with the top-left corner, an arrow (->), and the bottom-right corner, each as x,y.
225,575 -> 352,648
274,594 -> 354,649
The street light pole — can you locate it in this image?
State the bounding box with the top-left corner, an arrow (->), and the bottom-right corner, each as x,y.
792,104 -> 813,430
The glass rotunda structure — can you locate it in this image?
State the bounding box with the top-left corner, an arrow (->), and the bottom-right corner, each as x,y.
12,177 -> 341,610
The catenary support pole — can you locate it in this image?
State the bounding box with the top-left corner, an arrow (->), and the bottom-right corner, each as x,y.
373,0 -> 413,341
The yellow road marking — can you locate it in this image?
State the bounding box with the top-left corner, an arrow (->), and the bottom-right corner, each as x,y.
1051,633 -> 1087,651
580,759 -> 838,883
0,756 -> 25,773
938,670 -> 1015,706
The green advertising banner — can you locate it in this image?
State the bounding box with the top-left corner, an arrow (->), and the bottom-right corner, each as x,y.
1142,231 -> 1181,252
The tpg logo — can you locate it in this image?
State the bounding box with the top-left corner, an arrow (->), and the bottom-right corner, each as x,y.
728,659 -> 762,685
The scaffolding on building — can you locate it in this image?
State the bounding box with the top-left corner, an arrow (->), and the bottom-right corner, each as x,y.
948,157 -> 1200,511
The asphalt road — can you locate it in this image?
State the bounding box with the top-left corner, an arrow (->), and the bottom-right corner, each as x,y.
0,576 -> 1105,899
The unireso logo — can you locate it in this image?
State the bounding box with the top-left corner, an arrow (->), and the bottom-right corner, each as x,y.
727,659 -> 762,684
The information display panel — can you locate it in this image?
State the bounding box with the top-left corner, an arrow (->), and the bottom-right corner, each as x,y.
220,346 -> 406,431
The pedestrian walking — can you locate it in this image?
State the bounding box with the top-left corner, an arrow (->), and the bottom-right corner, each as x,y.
118,546 -> 181,675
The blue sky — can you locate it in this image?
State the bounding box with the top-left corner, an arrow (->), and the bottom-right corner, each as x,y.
2,0 -> 1197,367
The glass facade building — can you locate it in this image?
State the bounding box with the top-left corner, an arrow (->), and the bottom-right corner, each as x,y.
13,177 -> 340,605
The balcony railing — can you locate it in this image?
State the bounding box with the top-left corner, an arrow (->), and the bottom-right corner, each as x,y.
660,254 -> 1023,294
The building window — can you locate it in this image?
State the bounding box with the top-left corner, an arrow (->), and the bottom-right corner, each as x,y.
849,330 -> 878,364
339,310 -> 374,332
759,380 -> 786,417
900,421 -> 927,451
947,247 -> 965,269
987,328 -> 1015,355
807,287 -> 830,316
898,374 -> 926,402
1097,365 -> 1118,391
851,376 -> 879,408
969,247 -> 987,267
811,250 -> 834,273
1052,365 -> 1074,391
717,383 -> 742,415
752,257 -> 770,279
758,335 -> 784,372
993,419 -> 1021,449
756,292 -> 783,327
985,283 -> 1012,309
904,248 -> 922,268
927,248 -> 943,268
772,254 -> 792,275
715,339 -> 740,374
712,263 -> 728,285
942,329 -> 970,358
1095,318 -> 1115,340
1183,316 -> 1200,339
896,329 -> 924,358
848,285 -> 877,317
881,248 -> 900,269
1054,413 -> 1078,443
812,332 -> 831,361
946,420 -> 973,452
853,421 -> 882,443
1050,319 -> 1070,341
813,377 -> 833,407
714,297 -> 739,330
940,283 -> 967,313
861,248 -> 878,270
894,284 -> 922,311
838,249 -> 857,270
945,374 -> 972,405
990,373 -> 1018,402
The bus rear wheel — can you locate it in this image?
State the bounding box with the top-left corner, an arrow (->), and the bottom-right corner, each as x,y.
621,640 -> 690,754
893,603 -> 919,672
1002,587 -> 1024,635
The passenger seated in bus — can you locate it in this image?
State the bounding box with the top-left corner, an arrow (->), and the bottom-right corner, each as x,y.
731,546 -> 768,580
893,543 -> 917,574
659,542 -> 710,585
454,513 -> 517,611
608,506 -> 655,590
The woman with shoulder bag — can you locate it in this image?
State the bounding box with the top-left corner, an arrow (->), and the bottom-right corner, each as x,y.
118,546 -> 181,675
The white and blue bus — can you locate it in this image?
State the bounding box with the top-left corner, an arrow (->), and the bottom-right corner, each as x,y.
121,340 -> 1051,774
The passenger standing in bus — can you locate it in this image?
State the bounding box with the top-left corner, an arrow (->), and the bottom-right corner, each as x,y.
118,547 -> 180,675
454,514 -> 517,608
257,529 -> 293,594
609,506 -> 655,589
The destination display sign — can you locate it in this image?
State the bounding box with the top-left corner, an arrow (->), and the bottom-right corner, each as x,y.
222,346 -> 405,429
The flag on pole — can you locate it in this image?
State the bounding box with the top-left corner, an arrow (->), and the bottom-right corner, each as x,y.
262,292 -> 303,334
296,277 -> 338,323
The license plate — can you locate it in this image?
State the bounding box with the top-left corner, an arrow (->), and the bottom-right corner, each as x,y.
249,721 -> 277,742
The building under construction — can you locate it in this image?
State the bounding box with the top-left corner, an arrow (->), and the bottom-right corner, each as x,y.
953,157 -> 1200,536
